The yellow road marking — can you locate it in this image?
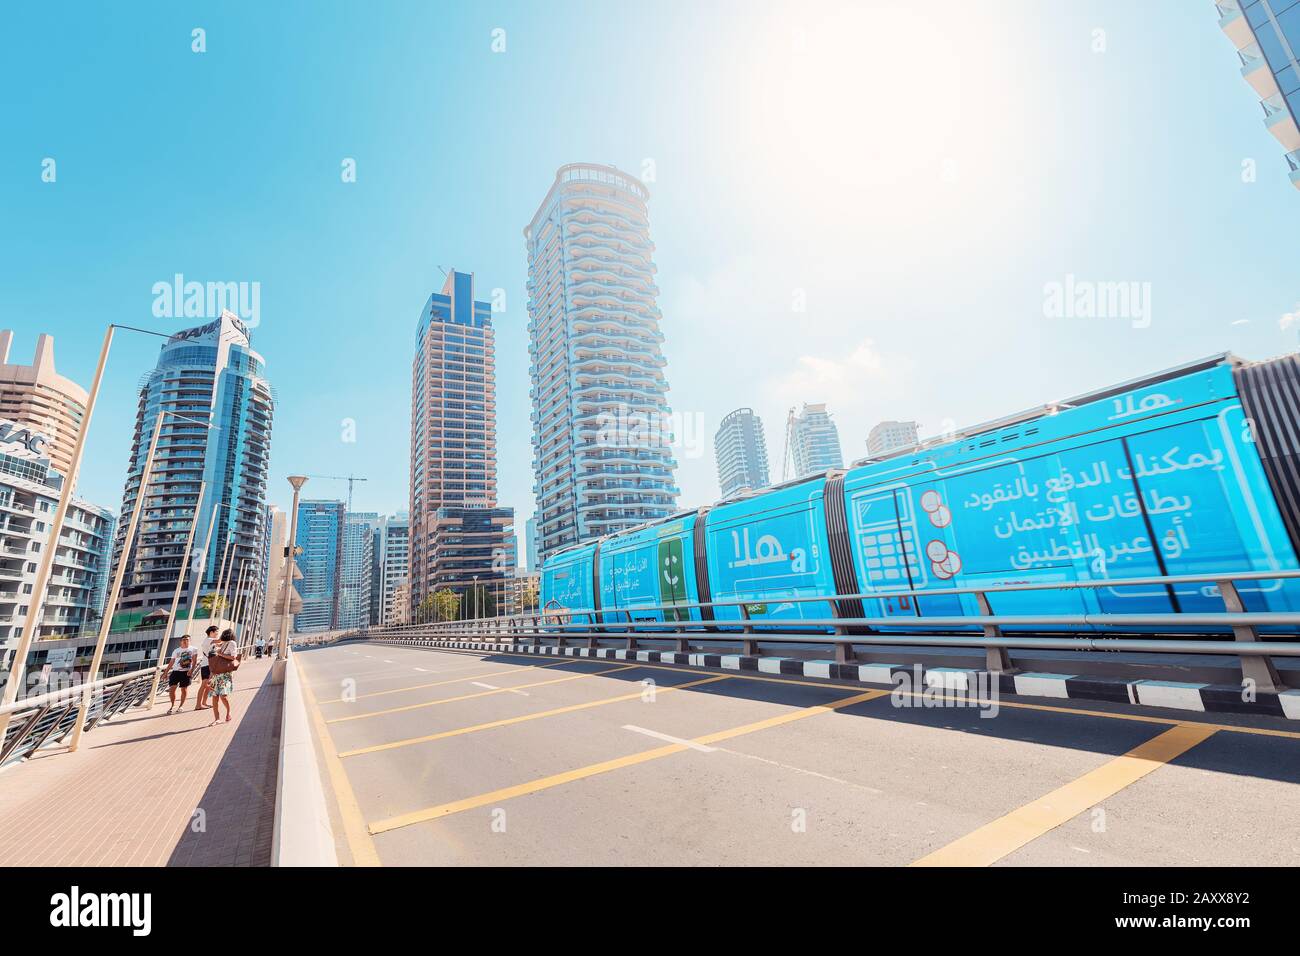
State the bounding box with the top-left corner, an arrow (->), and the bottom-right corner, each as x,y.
367,689 -> 886,835
327,664 -> 639,724
318,660 -> 570,704
295,657 -> 382,867
910,723 -> 1219,867
417,646 -> 1300,741
341,674 -> 731,757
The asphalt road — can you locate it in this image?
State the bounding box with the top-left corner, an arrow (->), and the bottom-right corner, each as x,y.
294,642 -> 1300,867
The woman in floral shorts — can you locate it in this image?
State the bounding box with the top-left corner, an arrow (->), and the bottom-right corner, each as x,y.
208,628 -> 240,725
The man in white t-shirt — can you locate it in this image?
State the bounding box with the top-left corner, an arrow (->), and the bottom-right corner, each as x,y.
194,625 -> 217,711
165,635 -> 197,714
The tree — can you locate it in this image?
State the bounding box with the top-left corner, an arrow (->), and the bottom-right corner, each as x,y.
198,593 -> 228,615
415,594 -> 437,624
432,589 -> 459,622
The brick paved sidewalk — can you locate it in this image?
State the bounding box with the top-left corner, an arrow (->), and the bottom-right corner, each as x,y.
0,656 -> 282,866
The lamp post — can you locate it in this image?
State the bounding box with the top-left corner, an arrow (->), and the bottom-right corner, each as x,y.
473,574 -> 480,620
145,479 -> 207,708
67,409 -> 166,753
0,326 -> 114,743
277,476 -> 308,661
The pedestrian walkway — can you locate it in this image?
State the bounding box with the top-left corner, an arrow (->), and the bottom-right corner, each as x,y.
0,656 -> 281,866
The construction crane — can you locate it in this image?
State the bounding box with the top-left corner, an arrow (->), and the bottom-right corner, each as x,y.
781,407 -> 796,482
304,473 -> 368,513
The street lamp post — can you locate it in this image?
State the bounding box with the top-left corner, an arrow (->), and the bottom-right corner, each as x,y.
212,533 -> 236,626
67,410 -> 166,753
145,479 -> 207,709
0,326 -> 114,742
184,501 -> 227,635
277,476 -> 308,661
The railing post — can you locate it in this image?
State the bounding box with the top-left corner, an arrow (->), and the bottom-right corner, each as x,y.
740,604 -> 760,657
1218,579 -> 1285,693
532,616 -> 543,649
828,601 -> 854,665
976,590 -> 1013,674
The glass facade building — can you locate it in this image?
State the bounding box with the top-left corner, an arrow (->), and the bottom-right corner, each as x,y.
714,407 -> 771,498
790,403 -> 844,478
109,311 -> 274,625
1216,0 -> 1300,189
409,269 -> 514,609
293,499 -> 344,633
525,163 -> 679,561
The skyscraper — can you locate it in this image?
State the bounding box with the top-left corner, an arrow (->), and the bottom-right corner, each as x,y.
339,511 -> 380,629
714,407 -> 770,498
109,311 -> 273,625
409,269 -> 514,610
789,403 -> 844,478
377,513 -> 409,626
0,331 -> 88,478
293,499 -> 344,632
867,420 -> 921,458
1216,0 -> 1300,189
525,163 -> 679,561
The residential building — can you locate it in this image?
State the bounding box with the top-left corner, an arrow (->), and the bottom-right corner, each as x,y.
0,423 -> 113,662
377,513 -> 409,626
0,331 -> 88,478
293,499 -> 344,632
108,311 -> 274,628
1215,0 -> 1300,189
867,420 -> 921,458
790,403 -> 844,477
409,268 -> 514,610
714,407 -> 770,498
525,163 -> 679,560
339,512 -> 380,630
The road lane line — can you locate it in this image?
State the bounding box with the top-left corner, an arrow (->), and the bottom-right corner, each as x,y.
910,723 -> 1220,867
340,674 -> 729,758
295,657 -> 382,867
623,725 -> 716,752
423,647 -> 1300,741
328,664 -> 640,724
317,661 -> 570,704
414,667 -> 430,673
367,689 -> 886,834
471,682 -> 499,689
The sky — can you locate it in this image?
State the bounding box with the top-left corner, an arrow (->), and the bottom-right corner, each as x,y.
1,1 -> 1297,539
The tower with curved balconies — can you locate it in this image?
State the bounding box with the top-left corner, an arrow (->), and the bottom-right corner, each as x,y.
525,163 -> 680,561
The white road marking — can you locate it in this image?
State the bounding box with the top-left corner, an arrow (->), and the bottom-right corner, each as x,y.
622,724 -> 716,752
470,680 -> 528,696
383,659 -> 393,664
714,747 -> 883,794
414,667 -> 430,673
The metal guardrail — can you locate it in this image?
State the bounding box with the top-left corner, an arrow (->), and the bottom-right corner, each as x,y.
358,569 -> 1300,693
0,665 -> 167,769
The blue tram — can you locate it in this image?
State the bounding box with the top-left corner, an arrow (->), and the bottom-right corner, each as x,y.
541,354 -> 1300,632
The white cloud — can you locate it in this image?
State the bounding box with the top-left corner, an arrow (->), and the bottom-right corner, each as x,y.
1280,304 -> 1300,332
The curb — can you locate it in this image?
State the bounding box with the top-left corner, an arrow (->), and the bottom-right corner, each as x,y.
272,649 -> 339,867
379,638 -> 1300,721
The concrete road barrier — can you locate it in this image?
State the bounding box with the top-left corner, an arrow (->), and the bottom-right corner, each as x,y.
272,649 -> 338,866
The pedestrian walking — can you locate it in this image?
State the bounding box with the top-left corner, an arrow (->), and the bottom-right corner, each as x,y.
195,624 -> 217,710
164,635 -> 197,714
207,628 -> 241,726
